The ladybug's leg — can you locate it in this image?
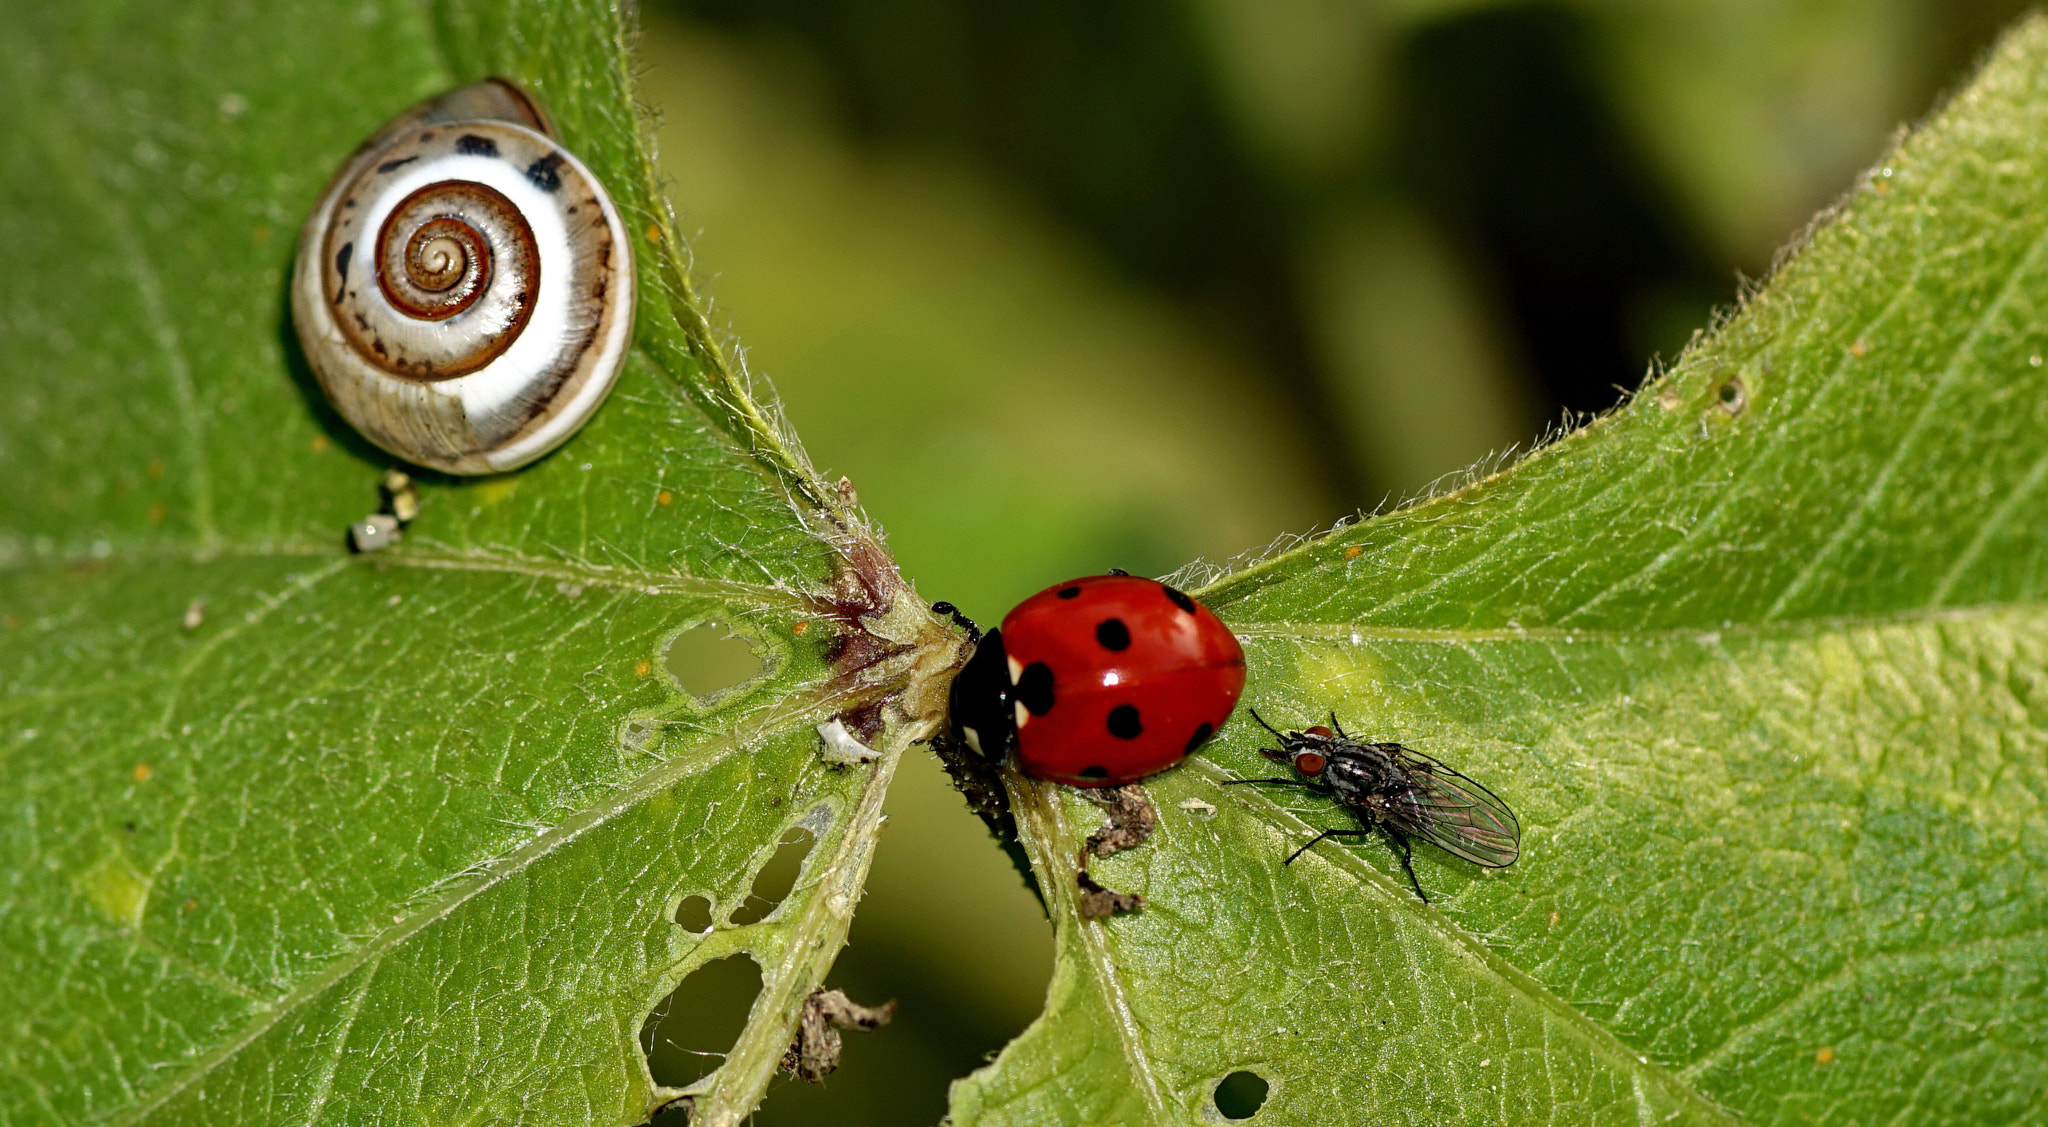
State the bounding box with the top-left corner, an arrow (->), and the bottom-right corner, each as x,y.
929,601 -> 981,644
1380,826 -> 1428,902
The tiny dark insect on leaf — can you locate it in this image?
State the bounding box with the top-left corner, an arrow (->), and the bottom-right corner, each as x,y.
1222,710 -> 1520,902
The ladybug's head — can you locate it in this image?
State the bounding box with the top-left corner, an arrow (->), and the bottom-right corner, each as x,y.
948,629 -> 1017,762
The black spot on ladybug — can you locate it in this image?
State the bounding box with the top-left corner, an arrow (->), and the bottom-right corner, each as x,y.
1107,704 -> 1143,740
454,133 -> 499,158
375,156 -> 418,174
1015,662 -> 1055,716
1079,765 -> 1109,780
1184,722 -> 1214,752
1161,585 -> 1197,615
334,241 -> 353,283
1095,618 -> 1131,651
1057,586 -> 1082,599
526,152 -> 566,192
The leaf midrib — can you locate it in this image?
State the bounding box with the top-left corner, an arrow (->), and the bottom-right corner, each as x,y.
0,540 -> 815,611
1013,782 -> 1174,1125
1228,599 -> 2048,645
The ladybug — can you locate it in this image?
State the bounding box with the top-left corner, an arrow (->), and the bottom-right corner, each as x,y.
943,573 -> 1246,787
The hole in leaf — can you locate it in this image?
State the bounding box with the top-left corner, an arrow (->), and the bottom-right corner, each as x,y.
665,623 -> 764,697
622,718 -> 665,755
1214,1070 -> 1269,1119
727,826 -> 815,926
740,750 -> 1055,1125
1715,374 -> 1747,416
641,954 -> 764,1090
673,895 -> 714,934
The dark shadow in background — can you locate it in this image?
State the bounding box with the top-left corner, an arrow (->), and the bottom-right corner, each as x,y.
670,0 -> 1361,502
669,0 -> 2035,503
658,0 -> 1720,489
1387,5 -> 1725,420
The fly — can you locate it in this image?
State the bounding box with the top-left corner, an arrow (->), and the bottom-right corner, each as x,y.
1223,710 -> 1521,902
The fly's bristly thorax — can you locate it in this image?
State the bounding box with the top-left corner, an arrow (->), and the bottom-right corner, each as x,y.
1322,755 -> 1378,801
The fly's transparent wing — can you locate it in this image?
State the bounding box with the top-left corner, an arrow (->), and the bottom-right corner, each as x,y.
1385,751 -> 1521,868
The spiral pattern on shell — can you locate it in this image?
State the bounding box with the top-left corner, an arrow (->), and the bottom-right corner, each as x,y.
291,80 -> 634,475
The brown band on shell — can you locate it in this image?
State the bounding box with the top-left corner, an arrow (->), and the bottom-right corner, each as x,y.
328,180 -> 541,382
390,216 -> 491,315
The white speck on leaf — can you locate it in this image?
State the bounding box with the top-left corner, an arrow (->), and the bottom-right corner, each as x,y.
816,718 -> 878,766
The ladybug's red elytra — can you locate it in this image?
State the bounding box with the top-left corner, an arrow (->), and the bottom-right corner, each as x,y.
945,574 -> 1246,787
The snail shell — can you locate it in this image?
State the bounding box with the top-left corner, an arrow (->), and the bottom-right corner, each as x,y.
292,79 -> 634,475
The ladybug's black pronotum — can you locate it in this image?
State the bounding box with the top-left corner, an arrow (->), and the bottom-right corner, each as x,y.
1223,711 -> 1520,901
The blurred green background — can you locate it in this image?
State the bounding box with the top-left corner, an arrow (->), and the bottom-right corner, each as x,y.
632,1 -> 2029,1122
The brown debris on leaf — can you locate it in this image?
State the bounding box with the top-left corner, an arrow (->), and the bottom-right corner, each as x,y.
809,508 -> 966,753
780,988 -> 897,1082
1083,784 -> 1158,858
1075,870 -> 1142,920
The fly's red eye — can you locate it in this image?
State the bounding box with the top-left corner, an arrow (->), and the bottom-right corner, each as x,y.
1294,751 -> 1327,776
1305,725 -> 1334,739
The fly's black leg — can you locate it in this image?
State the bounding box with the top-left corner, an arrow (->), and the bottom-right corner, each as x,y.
1381,825 -> 1427,902
1248,708 -> 1288,741
1330,713 -> 1350,739
930,601 -> 981,644
1285,828 -> 1373,865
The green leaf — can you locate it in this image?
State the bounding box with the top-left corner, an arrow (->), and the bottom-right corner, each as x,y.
954,17 -> 2048,1127
0,2 -> 954,1125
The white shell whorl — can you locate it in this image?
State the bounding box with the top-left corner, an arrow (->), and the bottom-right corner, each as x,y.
291,79 -> 634,475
